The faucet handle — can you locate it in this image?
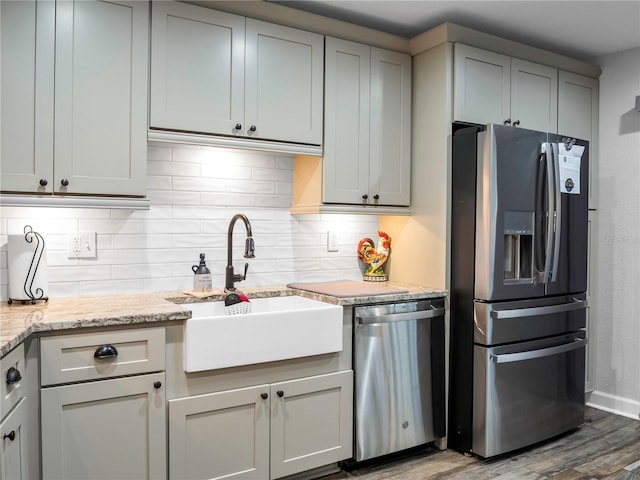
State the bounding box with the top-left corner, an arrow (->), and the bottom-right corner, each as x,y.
241,263 -> 249,280
234,263 -> 249,283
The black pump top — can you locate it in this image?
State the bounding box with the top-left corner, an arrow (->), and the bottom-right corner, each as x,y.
192,253 -> 211,274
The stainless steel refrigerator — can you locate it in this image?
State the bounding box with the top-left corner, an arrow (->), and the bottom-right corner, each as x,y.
449,123 -> 589,458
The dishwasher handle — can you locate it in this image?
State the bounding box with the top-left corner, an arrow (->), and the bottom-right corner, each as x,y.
357,307 -> 445,325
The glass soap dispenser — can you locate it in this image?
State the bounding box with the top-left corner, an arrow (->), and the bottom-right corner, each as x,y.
192,253 -> 212,291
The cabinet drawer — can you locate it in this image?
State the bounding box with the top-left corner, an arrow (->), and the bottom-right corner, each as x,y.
0,343 -> 26,420
40,327 -> 165,386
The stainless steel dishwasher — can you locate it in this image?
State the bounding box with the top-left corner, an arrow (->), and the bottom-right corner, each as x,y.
353,298 -> 446,462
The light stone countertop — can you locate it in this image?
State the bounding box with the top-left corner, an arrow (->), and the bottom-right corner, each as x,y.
0,282 -> 447,357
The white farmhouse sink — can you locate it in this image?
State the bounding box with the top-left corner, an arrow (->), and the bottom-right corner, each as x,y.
183,295 -> 343,372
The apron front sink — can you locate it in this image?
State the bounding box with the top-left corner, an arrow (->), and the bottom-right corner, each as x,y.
183,295 -> 343,372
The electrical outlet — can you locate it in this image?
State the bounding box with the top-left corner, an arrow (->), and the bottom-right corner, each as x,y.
327,230 -> 339,252
68,232 -> 97,259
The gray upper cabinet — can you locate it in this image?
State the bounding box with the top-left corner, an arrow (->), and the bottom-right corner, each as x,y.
149,2 -> 245,137
454,43 -> 558,133
150,2 -> 324,146
1,0 -> 54,194
323,37 -> 411,206
1,0 -> 148,197
558,70 -> 599,209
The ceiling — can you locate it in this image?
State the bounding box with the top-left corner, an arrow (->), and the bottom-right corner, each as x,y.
270,1 -> 640,61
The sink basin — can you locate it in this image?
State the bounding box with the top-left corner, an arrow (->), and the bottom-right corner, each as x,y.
183,295 -> 343,372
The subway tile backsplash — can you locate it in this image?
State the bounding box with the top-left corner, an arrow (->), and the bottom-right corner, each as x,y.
0,145 -> 379,300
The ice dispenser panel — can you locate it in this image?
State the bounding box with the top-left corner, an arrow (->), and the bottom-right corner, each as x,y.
504,211 -> 534,282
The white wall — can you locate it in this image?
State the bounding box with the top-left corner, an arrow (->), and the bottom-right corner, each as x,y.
0,145 -> 379,299
590,47 -> 640,418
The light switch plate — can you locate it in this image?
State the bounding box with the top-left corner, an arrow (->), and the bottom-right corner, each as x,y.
327,230 -> 339,252
68,232 -> 97,259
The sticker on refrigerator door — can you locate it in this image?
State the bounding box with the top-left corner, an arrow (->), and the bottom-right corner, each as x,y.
557,142 -> 584,194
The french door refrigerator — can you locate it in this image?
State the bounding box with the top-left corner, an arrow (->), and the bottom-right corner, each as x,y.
449,123 -> 589,458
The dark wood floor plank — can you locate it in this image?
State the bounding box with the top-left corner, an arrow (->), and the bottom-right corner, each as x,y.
322,409 -> 639,480
574,440 -> 640,477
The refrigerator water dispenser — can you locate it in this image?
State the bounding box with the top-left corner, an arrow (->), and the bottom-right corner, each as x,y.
504,210 -> 534,282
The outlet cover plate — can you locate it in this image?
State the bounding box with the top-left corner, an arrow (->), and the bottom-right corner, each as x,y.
68,232 -> 97,259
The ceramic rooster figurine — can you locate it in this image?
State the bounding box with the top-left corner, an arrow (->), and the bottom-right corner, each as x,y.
358,231 -> 391,281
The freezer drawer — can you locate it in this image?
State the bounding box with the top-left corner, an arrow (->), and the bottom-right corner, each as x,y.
354,300 -> 445,462
473,332 -> 586,458
474,293 -> 587,345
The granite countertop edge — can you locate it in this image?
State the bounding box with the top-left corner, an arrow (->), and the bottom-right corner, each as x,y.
0,283 -> 447,357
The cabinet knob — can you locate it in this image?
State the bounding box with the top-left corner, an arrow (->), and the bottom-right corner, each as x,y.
94,344 -> 118,360
276,390 -> 284,398
6,367 -> 21,385
154,381 -> 162,389
60,178 -> 69,187
39,178 -> 48,187
503,118 -> 511,125
373,194 -> 380,200
249,125 -> 257,132
234,123 -> 242,130
362,194 -> 368,200
3,431 -> 15,442
261,392 -> 268,400
513,120 -> 521,126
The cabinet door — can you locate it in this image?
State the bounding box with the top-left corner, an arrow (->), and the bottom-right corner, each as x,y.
558,71 -> 599,209
150,2 -> 245,137
0,0 -> 54,193
454,43 -> 511,125
0,399 -> 27,480
54,0 -> 148,196
270,371 -> 353,479
245,19 -> 323,145
323,37 -> 371,204
510,58 -> 558,132
41,373 -> 166,480
370,47 -> 411,206
169,384 -> 270,480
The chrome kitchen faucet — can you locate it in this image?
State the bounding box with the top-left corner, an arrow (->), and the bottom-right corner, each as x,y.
225,214 -> 255,291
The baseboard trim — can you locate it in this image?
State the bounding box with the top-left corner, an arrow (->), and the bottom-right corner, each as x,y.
586,390 -> 640,420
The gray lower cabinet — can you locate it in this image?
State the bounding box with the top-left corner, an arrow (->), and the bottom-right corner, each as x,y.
39,327 -> 167,479
0,399 -> 27,480
41,372 -> 166,480
0,341 -> 38,480
169,370 -> 353,480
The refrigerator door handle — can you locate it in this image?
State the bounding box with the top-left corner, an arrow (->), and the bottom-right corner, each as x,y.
541,143 -> 555,284
357,307 -> 446,325
490,297 -> 588,319
491,338 -> 587,364
551,142 -> 562,282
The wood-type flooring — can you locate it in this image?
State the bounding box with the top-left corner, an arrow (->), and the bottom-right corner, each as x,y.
324,407 -> 640,480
